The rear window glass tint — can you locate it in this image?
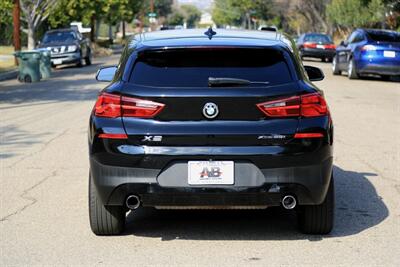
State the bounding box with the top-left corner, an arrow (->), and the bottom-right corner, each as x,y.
130,48 -> 293,87
367,31 -> 400,42
304,34 -> 332,43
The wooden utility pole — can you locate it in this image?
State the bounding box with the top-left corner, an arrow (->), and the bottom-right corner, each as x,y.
13,0 -> 21,65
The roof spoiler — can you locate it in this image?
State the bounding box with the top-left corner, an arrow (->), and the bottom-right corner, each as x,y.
259,26 -> 277,32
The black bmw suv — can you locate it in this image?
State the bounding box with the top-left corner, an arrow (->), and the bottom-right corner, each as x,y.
88,29 -> 334,235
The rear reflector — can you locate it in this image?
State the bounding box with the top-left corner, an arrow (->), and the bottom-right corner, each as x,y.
98,133 -> 128,139
94,92 -> 165,118
257,93 -> 328,118
294,133 -> 323,138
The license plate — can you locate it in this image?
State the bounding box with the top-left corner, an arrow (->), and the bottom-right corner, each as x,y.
316,44 -> 325,49
53,59 -> 63,65
188,161 -> 234,185
383,51 -> 395,58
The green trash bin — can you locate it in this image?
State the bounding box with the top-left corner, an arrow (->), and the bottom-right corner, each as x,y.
36,49 -> 52,79
14,51 -> 41,83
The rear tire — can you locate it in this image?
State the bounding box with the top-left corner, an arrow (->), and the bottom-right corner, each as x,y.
85,49 -> 92,66
76,51 -> 83,67
89,173 -> 125,235
347,58 -> 358,79
24,75 -> 32,83
297,175 -> 334,234
332,56 -> 341,75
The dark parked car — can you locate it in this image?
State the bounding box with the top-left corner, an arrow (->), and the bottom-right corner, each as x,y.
38,28 -> 91,67
88,29 -> 334,235
332,29 -> 400,79
297,33 -> 336,62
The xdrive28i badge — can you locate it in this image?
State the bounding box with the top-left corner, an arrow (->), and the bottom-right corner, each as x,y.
203,102 -> 219,119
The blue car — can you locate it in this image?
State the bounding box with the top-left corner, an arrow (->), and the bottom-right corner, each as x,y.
332,29 -> 400,79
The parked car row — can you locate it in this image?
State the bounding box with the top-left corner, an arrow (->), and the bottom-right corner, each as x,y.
297,29 -> 400,80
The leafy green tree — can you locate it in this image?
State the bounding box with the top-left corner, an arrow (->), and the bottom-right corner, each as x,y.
0,0 -> 13,46
212,0 -> 241,27
48,0 -> 143,41
167,9 -> 185,26
180,4 -> 201,28
212,0 -> 275,28
327,0 -> 385,29
0,0 -> 13,25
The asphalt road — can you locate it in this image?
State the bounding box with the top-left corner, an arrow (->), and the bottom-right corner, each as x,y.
1,55 -> 399,266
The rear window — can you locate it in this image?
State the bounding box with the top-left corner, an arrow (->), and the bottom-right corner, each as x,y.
367,31 -> 400,42
130,48 -> 293,87
304,34 -> 332,43
42,31 -> 77,43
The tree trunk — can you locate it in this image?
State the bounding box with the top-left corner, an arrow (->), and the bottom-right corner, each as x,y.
27,25 -> 35,50
122,21 -> 126,39
90,14 -> 96,42
108,24 -> 113,44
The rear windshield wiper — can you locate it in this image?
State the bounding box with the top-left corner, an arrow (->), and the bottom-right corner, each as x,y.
208,77 -> 270,87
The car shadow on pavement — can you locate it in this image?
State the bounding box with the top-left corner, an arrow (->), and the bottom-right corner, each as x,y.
124,165 -> 388,241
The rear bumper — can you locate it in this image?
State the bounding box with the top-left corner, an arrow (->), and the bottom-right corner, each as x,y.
90,154 -> 333,207
357,63 -> 400,76
357,52 -> 400,76
50,52 -> 81,65
301,48 -> 335,58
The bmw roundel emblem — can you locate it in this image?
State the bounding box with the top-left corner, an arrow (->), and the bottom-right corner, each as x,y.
203,102 -> 219,119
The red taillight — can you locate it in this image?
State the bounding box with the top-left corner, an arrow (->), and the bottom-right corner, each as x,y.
94,92 -> 165,118
324,44 -> 336,50
121,96 -> 165,118
303,42 -> 317,49
301,93 -> 328,117
257,93 -> 328,118
256,96 -> 300,117
98,133 -> 128,139
94,93 -> 121,118
294,133 -> 324,138
361,45 -> 377,51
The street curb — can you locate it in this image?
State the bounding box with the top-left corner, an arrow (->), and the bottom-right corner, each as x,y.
0,69 -> 18,82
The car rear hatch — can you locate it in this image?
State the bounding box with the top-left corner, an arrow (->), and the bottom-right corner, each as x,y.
363,31 -> 400,63
120,47 -> 303,147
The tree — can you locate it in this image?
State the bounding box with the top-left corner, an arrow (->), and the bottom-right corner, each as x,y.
19,0 -> 59,49
0,0 -> 13,25
327,0 -> 385,30
212,0 -> 241,27
0,0 -> 13,46
180,4 -> 201,28
212,0 -> 275,29
48,0 -> 112,42
291,0 -> 332,34
167,9 -> 185,26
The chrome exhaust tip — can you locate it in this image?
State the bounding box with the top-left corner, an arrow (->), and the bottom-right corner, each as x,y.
125,195 -> 141,210
281,195 -> 297,210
